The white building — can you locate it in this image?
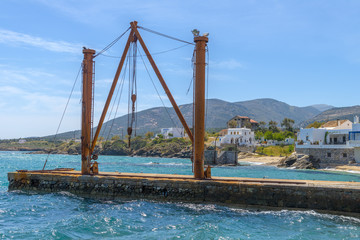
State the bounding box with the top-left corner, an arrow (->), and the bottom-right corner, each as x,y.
284,137 -> 295,145
348,120 -> 360,146
297,119 -> 353,146
218,128 -> 255,146
160,128 -> 184,139
296,117 -> 360,165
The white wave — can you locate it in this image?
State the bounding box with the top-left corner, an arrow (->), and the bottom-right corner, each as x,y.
176,203 -> 221,212
306,210 -> 360,223
144,162 -> 190,166
57,191 -> 83,200
322,168 -> 360,175
228,208 -> 360,223
238,161 -> 264,165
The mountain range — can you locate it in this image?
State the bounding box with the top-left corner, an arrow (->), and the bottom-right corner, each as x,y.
50,98 -> 331,140
300,105 -> 360,128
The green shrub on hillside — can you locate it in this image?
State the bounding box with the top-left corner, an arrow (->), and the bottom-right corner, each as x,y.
306,121 -> 324,129
256,145 -> 294,156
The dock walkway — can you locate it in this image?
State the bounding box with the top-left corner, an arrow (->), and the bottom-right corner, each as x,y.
8,170 -> 360,214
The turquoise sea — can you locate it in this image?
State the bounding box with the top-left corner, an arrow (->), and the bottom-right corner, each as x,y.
0,151 -> 359,239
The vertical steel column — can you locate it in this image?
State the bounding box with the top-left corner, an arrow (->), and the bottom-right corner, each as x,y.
81,48 -> 96,175
193,36 -> 208,179
131,21 -> 194,143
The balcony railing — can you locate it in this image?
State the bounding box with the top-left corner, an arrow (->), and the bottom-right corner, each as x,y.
327,142 -> 347,145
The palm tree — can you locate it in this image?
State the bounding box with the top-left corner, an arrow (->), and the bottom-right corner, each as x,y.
268,120 -> 279,132
281,118 -> 295,132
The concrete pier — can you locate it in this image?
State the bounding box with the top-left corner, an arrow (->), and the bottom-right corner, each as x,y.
8,170 -> 360,214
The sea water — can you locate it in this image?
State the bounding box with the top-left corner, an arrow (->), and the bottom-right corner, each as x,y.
0,151 -> 359,239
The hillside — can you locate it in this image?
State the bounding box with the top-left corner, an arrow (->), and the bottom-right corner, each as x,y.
310,104 -> 334,112
47,98 -> 321,140
235,98 -> 320,124
300,105 -> 360,127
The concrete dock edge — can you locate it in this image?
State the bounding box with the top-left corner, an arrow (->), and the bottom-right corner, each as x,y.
8,171 -> 360,214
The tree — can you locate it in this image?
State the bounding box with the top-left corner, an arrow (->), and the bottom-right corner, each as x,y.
255,131 -> 264,140
273,132 -> 285,141
259,121 -> 267,132
281,118 -> 295,132
268,121 -> 279,132
264,131 -> 273,140
244,121 -> 252,129
228,120 -> 237,128
111,135 -> 120,141
145,131 -> 154,139
103,140 -> 111,149
284,130 -> 295,138
131,136 -> 147,150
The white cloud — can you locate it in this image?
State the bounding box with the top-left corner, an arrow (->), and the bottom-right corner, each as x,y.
0,29 -> 81,53
0,85 -> 73,112
210,59 -> 245,70
0,67 -> 55,85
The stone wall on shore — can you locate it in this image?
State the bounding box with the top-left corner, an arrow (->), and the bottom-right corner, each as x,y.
296,147 -> 355,168
8,172 -> 360,214
204,151 -> 238,165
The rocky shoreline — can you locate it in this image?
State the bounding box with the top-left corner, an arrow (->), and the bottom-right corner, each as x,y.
238,152 -> 360,174
277,152 -> 320,169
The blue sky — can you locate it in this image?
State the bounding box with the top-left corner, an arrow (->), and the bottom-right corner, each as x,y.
1,0 -> 360,139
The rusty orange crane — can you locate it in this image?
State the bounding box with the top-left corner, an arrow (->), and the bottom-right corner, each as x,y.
81,21 -> 208,179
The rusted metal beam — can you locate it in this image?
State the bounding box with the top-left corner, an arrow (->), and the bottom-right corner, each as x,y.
90,29 -> 134,154
193,36 -> 208,179
130,21 -> 194,143
81,48 -> 96,175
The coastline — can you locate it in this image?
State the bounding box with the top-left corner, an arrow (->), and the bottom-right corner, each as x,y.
237,154 -> 360,175
238,154 -> 284,166
332,166 -> 360,174
4,149 -> 360,175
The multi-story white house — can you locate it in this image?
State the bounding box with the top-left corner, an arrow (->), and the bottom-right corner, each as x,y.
296,117 -> 360,167
297,119 -> 353,146
160,128 -> 184,139
218,128 -> 255,146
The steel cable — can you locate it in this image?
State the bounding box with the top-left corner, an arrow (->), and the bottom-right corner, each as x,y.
99,43 -> 192,59
42,64 -> 82,170
138,26 -> 195,45
94,27 -> 131,58
138,48 -> 180,130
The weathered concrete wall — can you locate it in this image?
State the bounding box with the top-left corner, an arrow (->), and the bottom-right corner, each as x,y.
217,151 -> 238,165
296,147 -> 355,168
204,150 -> 217,165
354,148 -> 360,162
8,172 -> 360,213
204,151 -> 238,165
